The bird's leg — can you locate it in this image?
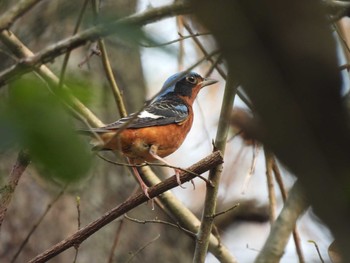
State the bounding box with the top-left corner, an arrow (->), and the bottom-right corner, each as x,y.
149,145 -> 185,189
128,158 -> 150,199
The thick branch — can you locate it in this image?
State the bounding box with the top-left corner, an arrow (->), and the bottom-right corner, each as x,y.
0,2 -> 191,85
254,182 -> 308,263
28,151 -> 223,263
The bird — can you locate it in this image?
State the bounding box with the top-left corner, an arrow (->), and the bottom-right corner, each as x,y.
85,72 -> 217,198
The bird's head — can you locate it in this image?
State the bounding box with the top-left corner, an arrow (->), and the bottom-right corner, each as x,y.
154,72 -> 218,105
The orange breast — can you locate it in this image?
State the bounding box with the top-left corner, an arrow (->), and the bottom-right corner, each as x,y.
100,114 -> 193,163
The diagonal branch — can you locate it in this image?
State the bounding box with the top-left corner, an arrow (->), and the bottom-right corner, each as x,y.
28,151 -> 223,263
254,181 -> 309,263
272,158 -> 305,263
0,2 -> 191,85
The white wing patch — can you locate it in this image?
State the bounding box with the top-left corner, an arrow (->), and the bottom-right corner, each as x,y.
138,110 -> 163,119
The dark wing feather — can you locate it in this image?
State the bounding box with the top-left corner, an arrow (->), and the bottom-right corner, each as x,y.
90,98 -> 189,132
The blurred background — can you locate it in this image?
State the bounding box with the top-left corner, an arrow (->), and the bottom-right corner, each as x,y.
0,0 -> 349,262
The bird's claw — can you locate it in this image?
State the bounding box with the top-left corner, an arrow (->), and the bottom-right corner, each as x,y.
175,169 -> 186,189
141,183 -> 151,199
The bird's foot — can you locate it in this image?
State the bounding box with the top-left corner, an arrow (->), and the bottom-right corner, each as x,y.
140,181 -> 151,199
175,168 -> 186,189
190,179 -> 196,190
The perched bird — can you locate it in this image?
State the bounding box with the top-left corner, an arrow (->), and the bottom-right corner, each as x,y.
86,72 -> 217,197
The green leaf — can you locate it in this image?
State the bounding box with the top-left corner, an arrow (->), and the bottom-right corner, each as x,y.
4,76 -> 92,183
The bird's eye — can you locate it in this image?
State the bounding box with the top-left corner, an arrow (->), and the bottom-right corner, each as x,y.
186,76 -> 197,84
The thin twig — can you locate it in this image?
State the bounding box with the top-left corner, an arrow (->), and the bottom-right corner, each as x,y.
92,0 -> 127,117
210,203 -> 240,219
0,47 -> 17,61
27,151 -> 223,263
272,158 -> 287,201
193,71 -> 238,263
125,234 -> 160,263
124,214 -> 196,237
0,150 -> 30,229
140,32 -> 211,48
76,196 -> 81,230
241,142 -> 260,194
205,54 -> 223,78
96,153 -> 213,186
58,0 -> 89,89
308,240 -> 325,263
77,43 -> 101,68
11,186 -> 66,263
72,196 -> 81,263
264,148 -> 277,223
107,220 -> 124,263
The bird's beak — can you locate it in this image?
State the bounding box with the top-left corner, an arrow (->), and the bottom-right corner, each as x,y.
201,78 -> 218,87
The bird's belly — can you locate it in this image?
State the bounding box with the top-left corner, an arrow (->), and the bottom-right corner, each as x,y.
103,122 -> 192,163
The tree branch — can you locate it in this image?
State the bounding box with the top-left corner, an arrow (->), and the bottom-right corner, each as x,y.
28,151 -> 223,263
124,214 -> 196,237
193,72 -> 238,262
272,158 -> 305,263
264,148 -> 277,223
254,181 -> 308,263
0,2 -> 191,85
91,0 -> 127,118
0,150 -> 30,229
58,0 -> 89,89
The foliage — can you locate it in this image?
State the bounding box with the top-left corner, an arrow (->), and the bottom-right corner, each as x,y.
1,76 -> 92,183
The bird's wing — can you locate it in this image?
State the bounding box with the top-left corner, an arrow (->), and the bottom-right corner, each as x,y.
90,99 -> 189,132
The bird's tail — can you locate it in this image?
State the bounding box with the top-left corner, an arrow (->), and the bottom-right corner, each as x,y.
76,128 -> 106,151
76,129 -> 93,136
